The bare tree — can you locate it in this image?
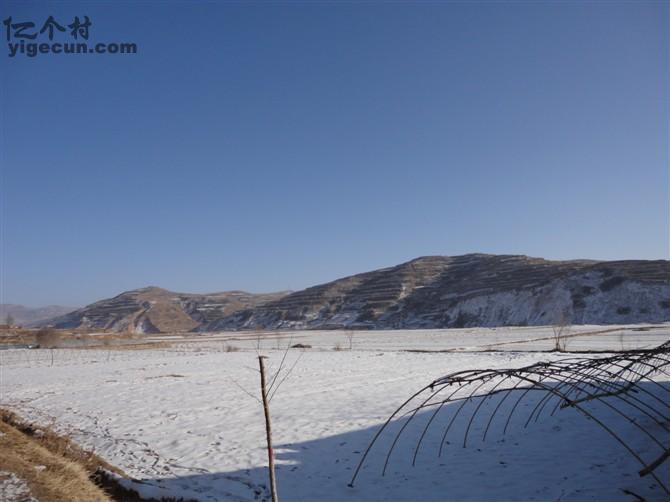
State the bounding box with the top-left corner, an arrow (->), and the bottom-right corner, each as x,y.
4,313 -> 14,327
228,331 -> 303,502
345,329 -> 354,351
254,326 -> 264,355
258,356 -> 278,502
552,309 -> 571,352
35,328 -> 61,348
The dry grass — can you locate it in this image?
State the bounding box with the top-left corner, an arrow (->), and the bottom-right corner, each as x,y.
0,328 -> 152,348
80,341 -> 172,351
0,327 -> 176,353
0,328 -> 36,344
0,414 -> 111,501
0,409 -> 172,501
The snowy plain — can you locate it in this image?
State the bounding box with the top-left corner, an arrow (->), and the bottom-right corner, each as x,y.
1,325 -> 669,501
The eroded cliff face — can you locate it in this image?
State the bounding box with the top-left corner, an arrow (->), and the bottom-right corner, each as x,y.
41,255 -> 670,333
201,255 -> 670,331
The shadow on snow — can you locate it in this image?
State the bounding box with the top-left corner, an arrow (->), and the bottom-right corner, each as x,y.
127,381 -> 669,502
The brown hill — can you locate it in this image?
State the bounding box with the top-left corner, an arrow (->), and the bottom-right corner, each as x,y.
40,254 -> 670,332
202,254 -> 670,330
43,287 -> 289,333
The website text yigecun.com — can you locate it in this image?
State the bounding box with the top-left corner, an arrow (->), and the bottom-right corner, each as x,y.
8,40 -> 137,57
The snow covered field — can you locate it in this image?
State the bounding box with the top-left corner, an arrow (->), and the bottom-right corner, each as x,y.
1,326 -> 669,501
0,470 -> 37,501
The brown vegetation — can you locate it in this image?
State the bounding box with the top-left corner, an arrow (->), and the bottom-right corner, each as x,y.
34,328 -> 63,348
0,410 -> 112,501
0,409 -> 194,501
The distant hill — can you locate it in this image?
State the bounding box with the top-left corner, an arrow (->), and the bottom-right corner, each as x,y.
41,287 -> 290,333
201,254 -> 670,331
0,304 -> 77,326
37,254 -> 670,333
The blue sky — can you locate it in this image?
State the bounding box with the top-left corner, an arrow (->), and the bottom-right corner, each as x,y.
1,1 -> 668,307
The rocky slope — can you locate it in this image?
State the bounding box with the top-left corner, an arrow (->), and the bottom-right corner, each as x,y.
39,255 -> 670,333
201,254 -> 670,331
42,287 -> 289,333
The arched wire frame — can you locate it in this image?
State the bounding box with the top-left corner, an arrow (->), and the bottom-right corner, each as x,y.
349,341 -> 670,495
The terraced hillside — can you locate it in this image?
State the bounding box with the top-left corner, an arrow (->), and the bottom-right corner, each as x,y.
39,255 -> 670,332
42,287 -> 289,333
201,254 -> 670,330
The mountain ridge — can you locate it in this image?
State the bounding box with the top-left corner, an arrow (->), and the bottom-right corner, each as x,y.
41,288 -> 290,333
0,304 -> 78,326
38,254 -> 670,332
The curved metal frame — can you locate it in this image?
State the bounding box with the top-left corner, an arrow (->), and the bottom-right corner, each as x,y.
349,341 -> 670,495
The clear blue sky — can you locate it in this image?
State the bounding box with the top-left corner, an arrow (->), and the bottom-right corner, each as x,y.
1,1 -> 668,307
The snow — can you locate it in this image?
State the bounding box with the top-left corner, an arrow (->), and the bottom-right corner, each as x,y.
1,326 -> 668,501
0,471 -> 37,502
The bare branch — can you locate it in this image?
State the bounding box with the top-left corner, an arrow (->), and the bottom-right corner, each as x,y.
227,376 -> 261,404
269,350 -> 304,402
268,337 -> 293,395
